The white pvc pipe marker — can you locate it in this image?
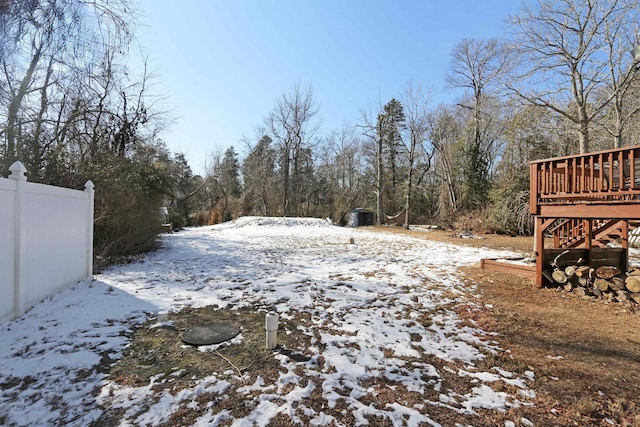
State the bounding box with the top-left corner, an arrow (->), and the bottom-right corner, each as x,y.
265,312 -> 279,350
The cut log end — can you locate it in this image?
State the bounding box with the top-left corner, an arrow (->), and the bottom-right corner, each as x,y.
575,266 -> 591,278
552,269 -> 567,284
542,269 -> 554,284
625,275 -> 640,293
595,266 -> 621,280
564,266 -> 576,277
594,278 -> 610,292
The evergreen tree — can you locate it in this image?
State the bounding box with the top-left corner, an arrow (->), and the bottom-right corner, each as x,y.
220,146 -> 241,198
242,135 -> 277,216
377,98 -> 406,219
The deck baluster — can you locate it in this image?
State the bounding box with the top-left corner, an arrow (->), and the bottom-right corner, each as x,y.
589,156 -> 595,192
618,150 -> 625,189
608,152 -> 614,192
630,149 -> 636,190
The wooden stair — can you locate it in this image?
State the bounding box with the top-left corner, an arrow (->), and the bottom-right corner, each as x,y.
629,220 -> 640,248
550,219 -> 630,248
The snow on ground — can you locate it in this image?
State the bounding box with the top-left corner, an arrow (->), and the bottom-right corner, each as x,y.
0,217 -> 535,426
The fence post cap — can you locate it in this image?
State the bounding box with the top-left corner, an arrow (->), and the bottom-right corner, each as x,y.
8,161 -> 27,181
84,180 -> 94,192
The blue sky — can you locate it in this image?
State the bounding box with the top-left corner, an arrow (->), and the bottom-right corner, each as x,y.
135,0 -> 524,175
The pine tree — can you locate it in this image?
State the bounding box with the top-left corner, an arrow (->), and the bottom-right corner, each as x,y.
376,99 -> 406,220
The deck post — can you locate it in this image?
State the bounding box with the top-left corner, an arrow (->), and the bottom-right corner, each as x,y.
529,163 -> 539,215
622,220 -> 629,273
535,216 -> 545,288
584,219 -> 592,249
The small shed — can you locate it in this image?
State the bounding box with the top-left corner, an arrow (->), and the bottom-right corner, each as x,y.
348,208 -> 374,227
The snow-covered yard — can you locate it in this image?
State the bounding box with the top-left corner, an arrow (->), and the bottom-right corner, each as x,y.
0,217 -> 536,426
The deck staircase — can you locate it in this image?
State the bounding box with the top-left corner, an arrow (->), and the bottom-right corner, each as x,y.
549,219 -> 634,248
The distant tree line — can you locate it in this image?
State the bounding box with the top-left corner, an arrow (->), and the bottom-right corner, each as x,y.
2,0 -> 640,267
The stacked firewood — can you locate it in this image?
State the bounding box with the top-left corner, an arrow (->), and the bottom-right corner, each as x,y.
545,264 -> 640,304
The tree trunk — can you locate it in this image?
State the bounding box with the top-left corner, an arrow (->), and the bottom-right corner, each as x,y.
578,113 -> 589,154
403,137 -> 415,230
403,168 -> 412,230
376,133 -> 385,225
5,43 -> 44,170
282,149 -> 290,216
261,182 -> 269,216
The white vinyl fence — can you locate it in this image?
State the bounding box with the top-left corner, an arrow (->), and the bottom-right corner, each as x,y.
1,161 -> 94,322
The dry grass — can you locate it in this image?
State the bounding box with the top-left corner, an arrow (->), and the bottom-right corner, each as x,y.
381,225 -> 640,426
95,307 -> 317,427
106,307 -> 309,388
97,305 -> 500,426
98,226 -> 640,426
458,267 -> 640,426
374,226 -> 536,254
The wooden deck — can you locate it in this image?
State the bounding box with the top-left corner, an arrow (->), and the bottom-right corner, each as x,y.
530,146 -> 640,218
529,146 -> 640,286
483,146 -> 640,286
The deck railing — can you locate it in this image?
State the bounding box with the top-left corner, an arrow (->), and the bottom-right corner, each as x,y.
530,145 -> 640,215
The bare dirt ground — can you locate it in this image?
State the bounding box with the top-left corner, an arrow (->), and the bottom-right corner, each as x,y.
383,227 -> 640,426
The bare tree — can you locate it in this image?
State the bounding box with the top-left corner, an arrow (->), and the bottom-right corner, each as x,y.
401,82 -> 432,229
507,0 -> 640,153
598,10 -> 640,148
316,123 -> 367,223
0,0 -> 135,175
447,38 -> 510,155
359,99 -> 405,225
0,0 -> 197,266
359,105 -> 384,225
427,105 -> 464,217
266,81 -> 319,216
447,38 -> 511,210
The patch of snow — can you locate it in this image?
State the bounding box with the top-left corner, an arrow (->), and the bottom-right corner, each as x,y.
149,320 -> 174,329
0,217 -> 534,426
546,354 -> 564,360
521,417 -> 534,426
